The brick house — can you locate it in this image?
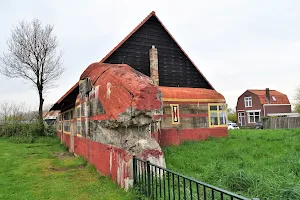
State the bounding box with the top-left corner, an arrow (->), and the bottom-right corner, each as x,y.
236,88 -> 291,127
50,11 -> 227,188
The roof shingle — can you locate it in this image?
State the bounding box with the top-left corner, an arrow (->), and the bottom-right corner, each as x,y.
248,90 -> 290,104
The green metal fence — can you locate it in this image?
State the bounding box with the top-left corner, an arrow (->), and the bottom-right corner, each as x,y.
133,156 -> 254,200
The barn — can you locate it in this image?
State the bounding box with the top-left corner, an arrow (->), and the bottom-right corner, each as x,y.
50,11 -> 227,188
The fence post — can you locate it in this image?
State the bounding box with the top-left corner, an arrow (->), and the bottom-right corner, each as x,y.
133,156 -> 137,186
146,161 -> 151,197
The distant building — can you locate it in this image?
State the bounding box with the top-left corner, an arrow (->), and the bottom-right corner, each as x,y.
43,110 -> 60,125
236,88 -> 291,127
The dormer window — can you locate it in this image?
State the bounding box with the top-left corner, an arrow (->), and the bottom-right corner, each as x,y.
244,97 -> 252,107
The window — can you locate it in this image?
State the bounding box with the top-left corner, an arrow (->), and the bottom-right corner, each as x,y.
77,106 -> 81,118
272,96 -> 277,102
63,121 -> 70,132
244,97 -> 252,107
170,104 -> 180,124
208,104 -> 227,127
81,102 -> 86,117
238,112 -> 245,123
248,111 -> 260,123
81,121 -> 86,137
77,121 -> 81,135
63,111 -> 69,120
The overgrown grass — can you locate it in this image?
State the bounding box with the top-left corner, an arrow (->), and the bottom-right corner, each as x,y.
163,129 -> 300,200
0,137 -> 142,200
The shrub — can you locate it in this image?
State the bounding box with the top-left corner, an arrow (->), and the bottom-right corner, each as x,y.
44,124 -> 57,137
0,121 -> 56,143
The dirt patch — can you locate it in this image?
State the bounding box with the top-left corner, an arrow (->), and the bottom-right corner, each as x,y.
48,165 -> 85,172
52,151 -> 74,159
26,144 -> 54,148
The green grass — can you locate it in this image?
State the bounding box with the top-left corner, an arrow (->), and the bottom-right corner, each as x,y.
163,129 -> 300,200
0,137 -> 141,200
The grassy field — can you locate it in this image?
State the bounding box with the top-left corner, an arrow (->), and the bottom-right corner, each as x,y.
163,129 -> 300,200
0,137 -> 141,200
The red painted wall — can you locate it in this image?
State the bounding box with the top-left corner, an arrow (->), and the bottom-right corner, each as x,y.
264,105 -> 291,115
154,127 -> 228,147
59,133 -> 164,188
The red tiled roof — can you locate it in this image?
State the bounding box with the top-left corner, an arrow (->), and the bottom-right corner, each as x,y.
99,11 -> 214,90
160,86 -> 225,103
43,110 -> 60,118
248,90 -> 290,104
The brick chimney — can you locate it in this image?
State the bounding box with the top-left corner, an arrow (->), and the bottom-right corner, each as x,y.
266,88 -> 270,104
149,45 -> 159,86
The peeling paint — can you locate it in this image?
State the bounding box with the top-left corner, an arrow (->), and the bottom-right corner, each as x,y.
106,82 -> 111,99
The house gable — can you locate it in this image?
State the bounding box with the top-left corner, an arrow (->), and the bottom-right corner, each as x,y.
101,12 -> 213,89
236,90 -> 261,111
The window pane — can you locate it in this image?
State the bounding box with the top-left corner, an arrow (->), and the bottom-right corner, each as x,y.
64,122 -> 70,132
255,112 -> 259,115
210,106 -> 218,111
81,121 -> 86,137
249,116 -> 254,123
77,121 -> 81,134
210,112 -> 218,125
219,105 -> 226,111
255,116 -> 260,122
77,107 -> 80,118
248,112 -> 254,116
219,112 -> 227,125
81,103 -> 85,117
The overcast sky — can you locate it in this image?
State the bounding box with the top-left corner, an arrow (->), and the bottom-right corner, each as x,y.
0,0 -> 299,110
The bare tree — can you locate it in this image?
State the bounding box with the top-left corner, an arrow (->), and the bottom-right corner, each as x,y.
294,86 -> 300,113
0,101 -> 12,121
0,19 -> 64,120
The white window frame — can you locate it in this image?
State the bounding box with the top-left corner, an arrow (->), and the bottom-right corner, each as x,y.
238,112 -> 245,123
247,111 -> 260,123
244,97 -> 252,108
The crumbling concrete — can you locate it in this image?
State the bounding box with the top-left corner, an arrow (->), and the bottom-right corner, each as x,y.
78,63 -> 164,156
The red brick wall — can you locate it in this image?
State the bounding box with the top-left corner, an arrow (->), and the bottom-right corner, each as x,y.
236,91 -> 263,127
236,91 -> 262,112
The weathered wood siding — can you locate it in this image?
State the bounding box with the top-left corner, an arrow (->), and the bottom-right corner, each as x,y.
104,16 -> 212,89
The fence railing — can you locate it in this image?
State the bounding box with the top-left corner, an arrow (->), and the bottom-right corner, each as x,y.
263,117 -> 300,129
133,156 -> 252,200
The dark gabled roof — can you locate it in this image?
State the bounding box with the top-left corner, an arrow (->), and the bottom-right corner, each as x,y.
50,11 -> 223,112
99,11 -> 214,89
50,82 -> 79,111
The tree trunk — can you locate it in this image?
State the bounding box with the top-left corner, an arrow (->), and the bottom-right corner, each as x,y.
38,90 -> 45,135
38,91 -> 44,120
